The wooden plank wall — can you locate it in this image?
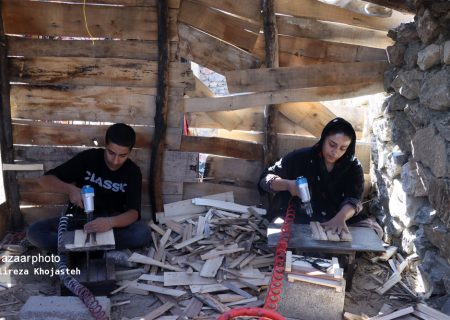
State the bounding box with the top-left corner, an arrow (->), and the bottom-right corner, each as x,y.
2,0 -> 413,223
177,0 -> 412,206
2,0 -> 196,224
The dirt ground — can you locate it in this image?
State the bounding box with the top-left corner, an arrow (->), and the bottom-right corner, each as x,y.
0,243 -> 422,320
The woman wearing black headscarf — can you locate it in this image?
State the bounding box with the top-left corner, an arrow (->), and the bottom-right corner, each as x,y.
259,117 -> 381,237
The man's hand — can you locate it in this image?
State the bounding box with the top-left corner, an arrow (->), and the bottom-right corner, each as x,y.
68,185 -> 83,208
84,217 -> 113,234
321,215 -> 349,236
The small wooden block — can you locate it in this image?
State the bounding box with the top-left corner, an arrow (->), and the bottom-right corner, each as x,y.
285,251 -> 293,272
340,229 -> 353,241
326,230 -> 341,241
287,274 -> 344,292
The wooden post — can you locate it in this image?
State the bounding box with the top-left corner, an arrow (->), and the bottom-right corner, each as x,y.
0,1 -> 22,231
149,0 -> 169,220
262,0 -> 279,167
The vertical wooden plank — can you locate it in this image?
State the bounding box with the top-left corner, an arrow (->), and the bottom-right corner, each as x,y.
0,3 -> 21,230
262,0 -> 278,167
149,0 -> 169,219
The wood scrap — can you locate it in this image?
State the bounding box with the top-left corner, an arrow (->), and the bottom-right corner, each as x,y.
287,274 -> 345,292
310,221 -> 353,241
367,306 -> 414,320
415,303 -> 450,320
200,256 -> 224,278
375,272 -> 402,295
310,221 -> 328,240
192,198 -> 266,215
371,246 -> 397,262
128,253 -> 183,272
108,193 -> 280,317
194,293 -> 230,313
137,302 -> 174,320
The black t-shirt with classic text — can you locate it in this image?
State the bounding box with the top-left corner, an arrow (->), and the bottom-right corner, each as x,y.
45,148 -> 142,218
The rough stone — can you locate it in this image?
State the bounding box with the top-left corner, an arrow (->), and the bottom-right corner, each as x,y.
389,179 -> 432,229
370,135 -> 379,168
412,125 -> 448,178
391,69 -> 424,99
444,40 -> 450,64
404,101 -> 432,129
384,93 -> 409,112
386,148 -> 408,178
389,22 -> 419,44
402,226 -> 418,255
389,180 -> 410,227
417,43 -> 442,70
413,199 -> 436,225
401,161 -> 428,197
442,296 -> 450,315
417,9 -> 440,44
420,249 -> 450,295
428,178 -> 450,229
404,41 -> 422,69
277,275 -> 345,320
424,222 -> 450,260
436,116 -> 450,141
377,146 -> 390,171
391,113 -> 415,155
372,118 -> 392,142
385,216 -> 405,237
387,43 -> 406,66
420,67 -> 450,110
20,296 -> 111,320
412,226 -> 433,257
373,170 -> 390,215
384,67 -> 398,93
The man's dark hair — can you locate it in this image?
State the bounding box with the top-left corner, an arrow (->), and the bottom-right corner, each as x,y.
105,123 -> 136,149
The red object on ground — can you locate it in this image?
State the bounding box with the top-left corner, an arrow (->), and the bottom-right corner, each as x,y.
217,307 -> 285,320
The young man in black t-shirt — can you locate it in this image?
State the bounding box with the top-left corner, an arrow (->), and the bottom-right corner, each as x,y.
27,123 -> 151,252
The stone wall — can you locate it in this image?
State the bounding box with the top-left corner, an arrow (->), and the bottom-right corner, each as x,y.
370,0 -> 450,300
191,63 -> 229,96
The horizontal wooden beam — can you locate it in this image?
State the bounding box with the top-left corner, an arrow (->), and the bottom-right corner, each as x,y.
12,121 -> 181,150
275,0 -> 413,31
184,82 -> 384,113
180,135 -> 263,161
191,0 -> 261,22
2,0 -> 178,40
276,16 -> 392,49
11,85 -> 184,126
225,61 -> 388,94
252,34 -> 387,64
50,0 -> 182,8
2,163 -> 43,171
6,37 -> 178,60
8,57 -> 193,88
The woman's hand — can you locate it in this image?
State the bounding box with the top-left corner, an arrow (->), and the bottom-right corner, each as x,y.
84,217 -> 113,234
321,215 -> 348,236
270,178 -> 299,197
286,180 -> 299,197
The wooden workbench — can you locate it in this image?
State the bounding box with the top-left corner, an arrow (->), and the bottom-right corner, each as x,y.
267,223 -> 385,289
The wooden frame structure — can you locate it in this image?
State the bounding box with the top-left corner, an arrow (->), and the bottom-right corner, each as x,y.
0,0 -> 413,235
